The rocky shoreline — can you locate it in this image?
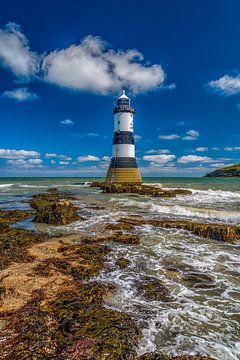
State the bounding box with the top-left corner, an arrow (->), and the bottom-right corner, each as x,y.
1,186 -> 238,359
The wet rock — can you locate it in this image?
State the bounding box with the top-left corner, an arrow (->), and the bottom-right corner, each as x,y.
0,281 -> 140,359
181,272 -> 215,289
105,222 -> 135,231
30,192 -> 80,225
138,353 -> 215,360
161,220 -> 240,244
56,243 -> 111,279
163,267 -> 182,280
119,217 -> 240,243
138,277 -> 172,302
0,224 -> 47,270
112,232 -> 140,245
90,180 -> 104,187
90,181 -> 192,198
0,209 -> 31,226
46,187 -> 59,193
116,257 -> 130,268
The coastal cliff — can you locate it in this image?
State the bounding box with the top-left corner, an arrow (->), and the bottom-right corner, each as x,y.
205,163 -> 240,177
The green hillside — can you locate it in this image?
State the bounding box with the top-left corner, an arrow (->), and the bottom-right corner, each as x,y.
205,164 -> 240,177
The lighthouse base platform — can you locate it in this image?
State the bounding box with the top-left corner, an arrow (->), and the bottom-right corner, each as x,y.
105,168 -> 142,184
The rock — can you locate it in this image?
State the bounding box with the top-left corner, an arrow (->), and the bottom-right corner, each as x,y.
119,217 -> 240,243
116,257 -> 130,268
0,282 -> 141,359
0,209 -> 31,226
46,188 -> 59,193
163,267 -> 182,280
29,192 -> 80,225
205,163 -> 240,177
90,181 -> 192,198
181,272 -> 215,289
90,181 -> 104,187
138,277 -> 172,302
112,233 -> 140,245
0,226 -> 46,269
105,222 -> 135,231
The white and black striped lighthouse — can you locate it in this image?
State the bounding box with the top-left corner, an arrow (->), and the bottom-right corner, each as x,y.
105,90 -> 142,183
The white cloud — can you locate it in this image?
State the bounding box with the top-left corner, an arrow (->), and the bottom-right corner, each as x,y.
102,156 -> 111,161
59,155 -> 72,161
178,155 -> 212,164
224,146 -> 240,151
45,153 -> 71,161
45,153 -> 57,158
7,158 -> 43,168
182,129 -> 199,141
143,154 -> 176,164
77,155 -> 100,162
195,146 -> 208,152
145,149 -> 170,154
0,22 -> 39,78
59,161 -> 69,165
212,147 -> 220,151
134,134 -> 142,141
2,87 -> 39,102
210,163 -> 225,168
0,148 -> 40,159
50,160 -> 56,164
158,134 -> 180,140
42,35 -> 166,94
60,119 -> 74,125
208,75 -> 240,96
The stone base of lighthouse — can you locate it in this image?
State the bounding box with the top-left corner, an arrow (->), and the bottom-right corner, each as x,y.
105,168 -> 142,183
105,157 -> 142,184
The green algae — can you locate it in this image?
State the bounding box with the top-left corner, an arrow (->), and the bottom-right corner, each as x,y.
0,210 -> 47,270
112,232 -> 140,245
116,257 -> 130,269
90,181 -> 192,197
138,277 -> 173,302
0,282 -> 141,359
105,222 -> 135,231
119,217 -> 240,243
33,243 -> 111,280
30,192 -> 80,225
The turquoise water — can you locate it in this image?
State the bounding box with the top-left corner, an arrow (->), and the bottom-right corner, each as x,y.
0,177 -> 240,359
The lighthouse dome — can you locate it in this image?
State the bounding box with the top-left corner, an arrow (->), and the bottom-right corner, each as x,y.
117,90 -> 130,106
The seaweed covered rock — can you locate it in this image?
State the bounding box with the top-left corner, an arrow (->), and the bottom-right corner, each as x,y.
119,217 -> 240,243
0,283 -> 141,360
90,181 -> 192,198
116,257 -> 130,268
105,222 -> 135,231
112,232 -> 140,245
181,272 -> 215,289
0,209 -> 31,226
138,277 -> 172,302
30,192 -> 80,225
138,353 -> 215,360
0,226 -> 46,269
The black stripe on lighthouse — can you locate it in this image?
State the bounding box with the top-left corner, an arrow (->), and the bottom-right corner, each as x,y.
113,131 -> 134,145
109,157 -> 138,168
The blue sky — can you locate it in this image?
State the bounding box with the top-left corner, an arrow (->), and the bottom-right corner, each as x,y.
0,0 -> 240,177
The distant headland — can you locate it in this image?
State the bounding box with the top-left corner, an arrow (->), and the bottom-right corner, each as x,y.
205,163 -> 240,177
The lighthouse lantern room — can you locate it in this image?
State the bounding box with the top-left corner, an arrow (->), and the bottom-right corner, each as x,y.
105,90 -> 142,183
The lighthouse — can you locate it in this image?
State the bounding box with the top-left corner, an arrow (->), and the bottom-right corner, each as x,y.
105,90 -> 142,183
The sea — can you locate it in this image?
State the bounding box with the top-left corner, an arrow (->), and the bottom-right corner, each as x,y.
0,177 -> 240,360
